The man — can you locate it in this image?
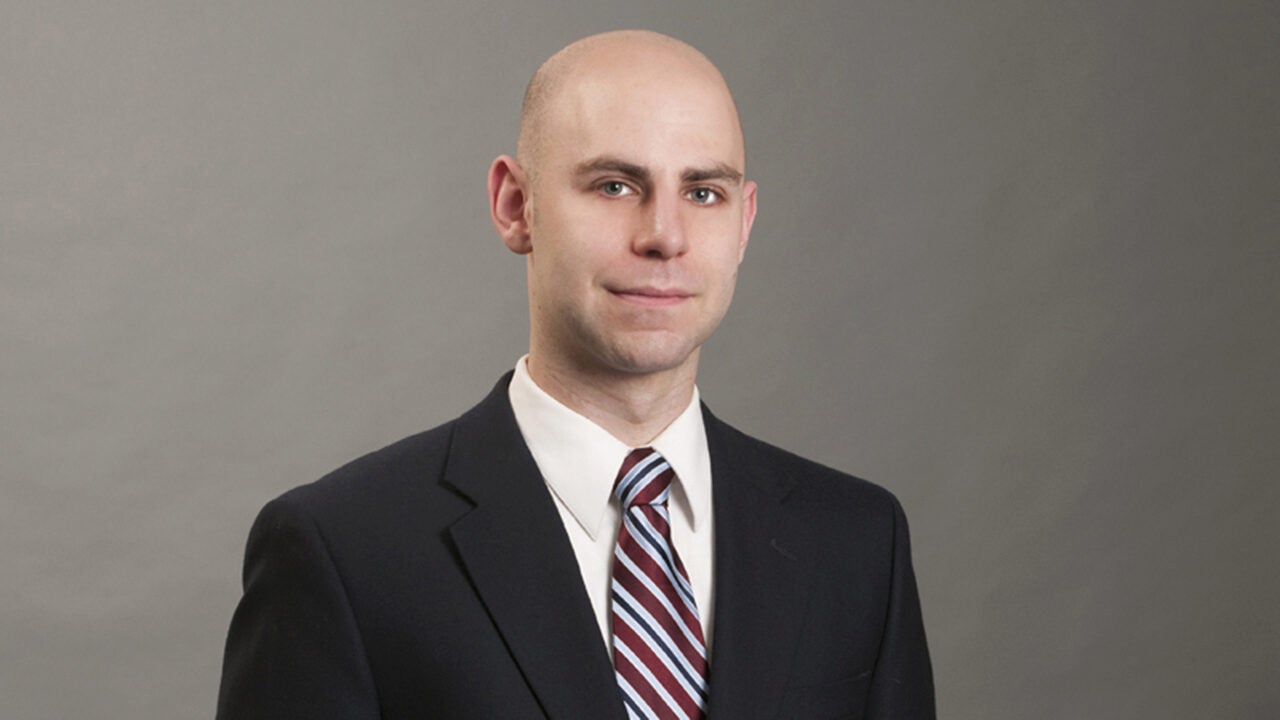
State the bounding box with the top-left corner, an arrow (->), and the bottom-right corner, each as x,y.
217,30 -> 934,720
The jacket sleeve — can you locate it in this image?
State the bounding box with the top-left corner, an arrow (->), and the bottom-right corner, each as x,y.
216,497 -> 380,719
865,495 -> 936,719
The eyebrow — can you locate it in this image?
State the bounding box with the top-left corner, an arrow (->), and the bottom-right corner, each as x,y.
682,163 -> 744,185
574,158 -> 650,183
572,157 -> 744,186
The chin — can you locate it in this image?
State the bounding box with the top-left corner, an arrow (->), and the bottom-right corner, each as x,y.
595,334 -> 703,377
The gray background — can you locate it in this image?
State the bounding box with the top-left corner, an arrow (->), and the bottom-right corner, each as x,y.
3,1 -> 1276,718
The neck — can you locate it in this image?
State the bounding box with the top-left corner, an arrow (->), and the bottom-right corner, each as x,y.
525,352 -> 698,447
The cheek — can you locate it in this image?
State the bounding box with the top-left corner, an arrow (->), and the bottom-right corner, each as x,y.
530,237 -> 608,302
694,222 -> 747,278
536,199 -> 619,255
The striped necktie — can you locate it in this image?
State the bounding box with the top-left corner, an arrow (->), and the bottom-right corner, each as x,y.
610,448 -> 709,720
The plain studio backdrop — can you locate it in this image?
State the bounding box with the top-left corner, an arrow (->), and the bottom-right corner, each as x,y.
2,2 -> 1276,718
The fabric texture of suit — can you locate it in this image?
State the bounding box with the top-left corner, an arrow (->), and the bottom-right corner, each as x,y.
216,374 -> 935,719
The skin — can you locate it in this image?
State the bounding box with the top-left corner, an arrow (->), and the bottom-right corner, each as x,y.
488,31 -> 757,445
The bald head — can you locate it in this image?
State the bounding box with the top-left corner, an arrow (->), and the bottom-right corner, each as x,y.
516,31 -> 744,181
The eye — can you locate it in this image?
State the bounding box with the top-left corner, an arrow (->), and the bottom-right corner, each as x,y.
687,187 -> 723,206
598,181 -> 634,197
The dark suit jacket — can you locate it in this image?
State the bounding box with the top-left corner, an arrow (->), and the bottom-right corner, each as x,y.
216,374 -> 934,719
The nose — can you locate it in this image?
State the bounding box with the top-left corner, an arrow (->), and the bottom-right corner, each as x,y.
633,190 -> 687,259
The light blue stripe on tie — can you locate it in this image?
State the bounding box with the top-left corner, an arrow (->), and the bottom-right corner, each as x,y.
620,456 -> 670,506
612,586 -> 708,699
627,507 -> 696,603
613,548 -> 707,661
614,637 -> 689,717
619,453 -> 664,498
616,672 -> 656,720
624,510 -> 698,607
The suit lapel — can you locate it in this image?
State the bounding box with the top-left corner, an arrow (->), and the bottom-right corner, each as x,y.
444,376 -> 628,720
703,408 -> 814,720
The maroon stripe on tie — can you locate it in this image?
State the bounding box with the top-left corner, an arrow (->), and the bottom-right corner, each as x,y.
613,619 -> 703,717
614,532 -> 704,646
630,466 -> 672,505
617,449 -> 649,484
615,647 -> 687,719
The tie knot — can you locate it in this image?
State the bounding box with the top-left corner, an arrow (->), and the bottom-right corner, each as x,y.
613,447 -> 674,508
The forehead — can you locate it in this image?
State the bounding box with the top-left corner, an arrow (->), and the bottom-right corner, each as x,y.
538,53 -> 746,173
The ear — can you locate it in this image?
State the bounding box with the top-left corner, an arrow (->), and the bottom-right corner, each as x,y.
488,154 -> 533,254
737,179 -> 758,262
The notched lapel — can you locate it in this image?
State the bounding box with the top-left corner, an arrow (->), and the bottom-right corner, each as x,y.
703,409 -> 816,720
444,377 -> 628,720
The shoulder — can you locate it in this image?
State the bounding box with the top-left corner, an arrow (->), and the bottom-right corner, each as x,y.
265,374 -> 516,530
262,419 -> 465,537
704,408 -> 906,526
289,421 -> 456,500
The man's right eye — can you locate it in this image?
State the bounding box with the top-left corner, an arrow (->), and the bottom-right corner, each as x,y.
599,181 -> 633,197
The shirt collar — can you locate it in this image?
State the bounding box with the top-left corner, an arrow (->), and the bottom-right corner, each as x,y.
507,356 -> 711,540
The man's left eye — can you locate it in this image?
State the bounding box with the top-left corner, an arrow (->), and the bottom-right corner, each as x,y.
687,187 -> 722,205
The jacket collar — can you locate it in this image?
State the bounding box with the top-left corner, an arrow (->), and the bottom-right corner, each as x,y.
444,373 -> 629,720
702,404 -> 814,719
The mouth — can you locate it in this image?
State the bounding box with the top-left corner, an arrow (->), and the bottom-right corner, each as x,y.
609,286 -> 693,307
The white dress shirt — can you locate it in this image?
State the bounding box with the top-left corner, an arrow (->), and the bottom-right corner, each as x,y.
507,356 -> 716,653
